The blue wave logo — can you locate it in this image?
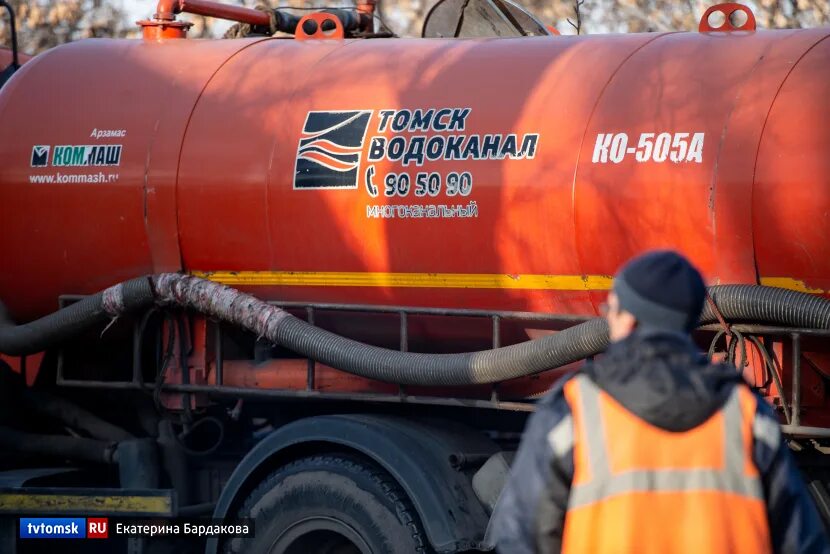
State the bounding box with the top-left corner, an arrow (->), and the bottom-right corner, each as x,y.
294,111 -> 373,189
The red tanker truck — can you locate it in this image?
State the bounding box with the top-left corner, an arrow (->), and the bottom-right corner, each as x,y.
2,0 -> 830,552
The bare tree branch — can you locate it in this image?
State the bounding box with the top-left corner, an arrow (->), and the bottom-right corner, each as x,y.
566,0 -> 584,34
1,0 -> 828,48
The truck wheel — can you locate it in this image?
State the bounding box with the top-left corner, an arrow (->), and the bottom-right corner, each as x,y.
227,454 -> 430,554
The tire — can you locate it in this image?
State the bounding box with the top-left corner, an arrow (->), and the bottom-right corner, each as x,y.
224,454 -> 430,554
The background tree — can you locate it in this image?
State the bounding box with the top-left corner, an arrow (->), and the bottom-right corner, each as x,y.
379,0 -> 830,36
2,0 -> 829,55
0,0 -> 128,54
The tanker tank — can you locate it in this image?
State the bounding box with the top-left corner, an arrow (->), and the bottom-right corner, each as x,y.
1,3 -> 829,350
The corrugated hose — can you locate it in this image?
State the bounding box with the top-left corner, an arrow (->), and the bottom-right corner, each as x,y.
1,274 -> 829,386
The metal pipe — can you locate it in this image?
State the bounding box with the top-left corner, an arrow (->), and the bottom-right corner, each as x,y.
154,0 -> 180,21
20,388 -> 134,442
306,307 -> 315,390
792,333 -> 802,427
157,420 -> 190,505
117,439 -> 160,489
155,0 -> 271,26
399,312 -> 408,352
214,322 -> 223,387
47,379 -> 830,436
747,335 -> 791,424
180,0 -> 270,26
448,452 -> 491,469
132,315 -> 145,386
271,300 -> 593,323
55,379 -> 536,412
491,315 -> 501,403
781,424 -> 830,439
0,426 -> 115,464
698,323 -> 830,337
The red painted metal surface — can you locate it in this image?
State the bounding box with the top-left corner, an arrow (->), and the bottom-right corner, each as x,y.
2,30 -> 830,318
0,352 -> 43,387
699,3 -> 756,32
138,20 -> 193,40
754,36 -> 830,292
0,38 -> 258,320
295,13 -> 345,41
2,26 -> 830,412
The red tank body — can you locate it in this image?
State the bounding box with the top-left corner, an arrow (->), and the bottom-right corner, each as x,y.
1,29 -> 830,326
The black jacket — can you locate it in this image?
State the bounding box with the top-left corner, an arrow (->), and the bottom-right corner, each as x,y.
490,329 -> 829,554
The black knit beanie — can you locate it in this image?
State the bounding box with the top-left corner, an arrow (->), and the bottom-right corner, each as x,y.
613,250 -> 706,332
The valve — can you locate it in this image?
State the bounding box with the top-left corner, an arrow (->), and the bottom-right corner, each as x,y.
699,3 -> 756,33
296,13 -> 346,41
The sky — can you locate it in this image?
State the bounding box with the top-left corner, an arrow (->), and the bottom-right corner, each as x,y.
126,1 -> 160,22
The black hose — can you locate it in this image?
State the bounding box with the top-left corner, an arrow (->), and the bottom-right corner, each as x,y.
4,274 -> 830,387
283,316 -> 608,387
152,274 -> 830,386
152,274 -> 610,386
702,285 -> 830,328
321,9 -> 361,32
0,425 -> 115,464
273,11 -> 300,34
0,277 -> 154,356
20,388 -> 134,442
175,416 -> 225,457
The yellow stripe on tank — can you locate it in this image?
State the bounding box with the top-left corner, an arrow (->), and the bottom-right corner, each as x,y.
759,277 -> 824,294
190,272 -> 826,294
190,271 -> 615,290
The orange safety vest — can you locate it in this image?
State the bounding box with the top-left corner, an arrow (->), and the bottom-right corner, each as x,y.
558,374 -> 772,554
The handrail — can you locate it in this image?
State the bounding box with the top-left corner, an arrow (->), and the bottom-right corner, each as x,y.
154,0 -> 270,26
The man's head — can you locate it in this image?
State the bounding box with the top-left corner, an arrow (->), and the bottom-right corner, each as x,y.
605,250 -> 706,342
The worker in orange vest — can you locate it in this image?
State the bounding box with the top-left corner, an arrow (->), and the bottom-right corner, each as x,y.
491,250 -> 829,553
